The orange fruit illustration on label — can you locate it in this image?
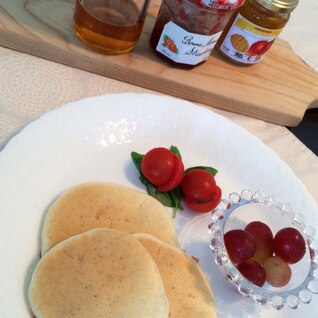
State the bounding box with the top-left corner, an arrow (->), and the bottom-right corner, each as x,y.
246,40 -> 274,56
168,42 -> 177,53
230,34 -> 249,53
163,35 -> 178,54
163,38 -> 172,47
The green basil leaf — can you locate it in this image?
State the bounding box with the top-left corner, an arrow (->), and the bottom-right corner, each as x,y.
140,175 -> 178,208
169,187 -> 184,218
131,151 -> 143,172
136,162 -> 182,215
170,145 -> 182,159
154,191 -> 177,208
185,166 -> 218,176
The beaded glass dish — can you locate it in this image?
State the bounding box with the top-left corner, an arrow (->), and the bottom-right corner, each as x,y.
209,189 -> 318,310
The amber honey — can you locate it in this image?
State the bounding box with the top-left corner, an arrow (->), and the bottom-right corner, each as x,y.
73,0 -> 147,54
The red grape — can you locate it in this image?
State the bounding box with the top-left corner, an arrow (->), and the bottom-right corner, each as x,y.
237,260 -> 266,287
274,227 -> 306,264
245,221 -> 274,264
224,229 -> 256,264
263,256 -> 291,287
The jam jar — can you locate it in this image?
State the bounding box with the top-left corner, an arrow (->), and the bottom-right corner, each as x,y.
216,0 -> 298,64
150,0 -> 245,68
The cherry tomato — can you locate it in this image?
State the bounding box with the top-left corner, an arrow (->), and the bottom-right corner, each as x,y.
185,186 -> 222,212
141,147 -> 184,192
181,169 -> 216,200
181,169 -> 221,212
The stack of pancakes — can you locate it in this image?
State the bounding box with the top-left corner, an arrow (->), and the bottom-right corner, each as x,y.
28,182 -> 216,318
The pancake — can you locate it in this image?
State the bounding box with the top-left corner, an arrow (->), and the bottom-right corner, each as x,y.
41,182 -> 177,254
134,233 -> 217,318
29,228 -> 169,318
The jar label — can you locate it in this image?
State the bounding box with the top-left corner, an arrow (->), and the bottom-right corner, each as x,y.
218,13 -> 283,64
155,21 -> 222,65
201,0 -> 244,10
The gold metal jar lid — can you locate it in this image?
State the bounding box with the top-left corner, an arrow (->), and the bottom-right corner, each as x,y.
255,0 -> 299,13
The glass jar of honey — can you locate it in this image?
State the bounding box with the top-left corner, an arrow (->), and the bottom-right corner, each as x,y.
150,0 -> 245,68
216,0 -> 298,64
73,0 -> 151,54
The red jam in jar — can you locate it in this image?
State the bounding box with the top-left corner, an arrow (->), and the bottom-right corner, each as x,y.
150,0 -> 245,68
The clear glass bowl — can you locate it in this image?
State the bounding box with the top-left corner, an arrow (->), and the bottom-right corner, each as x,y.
209,189 -> 318,310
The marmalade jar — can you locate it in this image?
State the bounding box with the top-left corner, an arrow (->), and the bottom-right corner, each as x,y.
150,0 -> 245,68
216,0 -> 298,64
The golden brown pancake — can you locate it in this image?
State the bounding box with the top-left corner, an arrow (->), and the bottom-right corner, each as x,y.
29,228 -> 169,318
41,182 -> 177,254
134,233 -> 217,318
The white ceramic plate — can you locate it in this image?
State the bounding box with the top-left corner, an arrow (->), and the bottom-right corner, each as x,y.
0,93 -> 317,317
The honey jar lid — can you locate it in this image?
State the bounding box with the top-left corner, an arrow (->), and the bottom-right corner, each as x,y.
200,0 -> 245,10
255,0 -> 299,13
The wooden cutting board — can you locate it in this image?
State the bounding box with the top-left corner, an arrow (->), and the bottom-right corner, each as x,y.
0,0 -> 317,126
